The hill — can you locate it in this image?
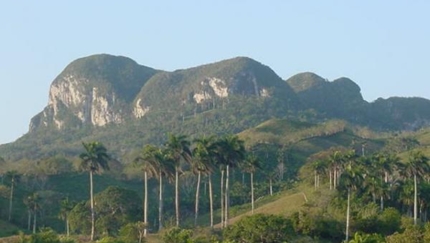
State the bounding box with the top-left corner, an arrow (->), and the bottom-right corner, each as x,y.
1,55 -> 430,161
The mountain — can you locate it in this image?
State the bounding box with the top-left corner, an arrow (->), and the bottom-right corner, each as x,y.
29,54 -> 159,131
286,72 -> 368,122
1,55 -> 430,161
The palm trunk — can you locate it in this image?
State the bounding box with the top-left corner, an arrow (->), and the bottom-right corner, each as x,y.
329,170 -> 333,190
175,166 -> 180,227
33,208 -> 37,234
220,169 -> 224,227
159,172 -> 163,231
334,169 -> 337,190
66,218 -> 70,237
8,178 -> 14,221
380,196 -> 384,211
269,178 -> 273,196
144,171 -> 148,237
27,210 -> 31,230
194,171 -> 201,226
345,189 -> 351,242
90,170 -> 95,241
314,170 -> 317,191
209,174 -> 214,228
414,174 -> 418,225
251,172 -> 254,214
225,165 -> 230,227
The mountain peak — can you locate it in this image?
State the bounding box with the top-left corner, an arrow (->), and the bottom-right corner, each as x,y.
286,72 -> 326,93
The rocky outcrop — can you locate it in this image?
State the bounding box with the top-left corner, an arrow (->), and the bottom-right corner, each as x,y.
29,54 -> 158,131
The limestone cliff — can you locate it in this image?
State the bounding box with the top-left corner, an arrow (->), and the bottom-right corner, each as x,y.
30,54 -> 158,131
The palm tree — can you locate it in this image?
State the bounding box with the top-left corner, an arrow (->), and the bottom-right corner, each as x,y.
154,147 -> 174,231
25,192 -> 40,234
328,150 -> 344,190
372,153 -> 401,210
216,135 -> 245,227
192,136 -> 217,227
5,170 -> 20,222
265,171 -> 277,196
242,153 -> 261,214
79,141 -> 110,241
404,150 -> 430,225
59,197 -> 74,236
311,160 -> 326,191
165,134 -> 192,227
340,161 -> 364,242
134,144 -> 159,236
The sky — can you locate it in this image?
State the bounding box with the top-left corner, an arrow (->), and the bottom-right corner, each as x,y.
0,1 -> 429,145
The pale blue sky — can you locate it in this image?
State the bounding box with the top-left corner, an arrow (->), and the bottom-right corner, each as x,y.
1,1 -> 429,145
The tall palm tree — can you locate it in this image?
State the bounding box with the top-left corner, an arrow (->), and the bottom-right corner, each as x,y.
154,147 -> 174,231
242,153 -> 261,214
372,153 -> 401,210
59,197 -> 74,236
216,135 -> 245,227
404,150 -> 430,225
311,160 -> 326,191
328,150 -> 344,190
79,141 -> 110,241
134,144 -> 159,236
165,134 -> 192,227
192,136 -> 217,227
5,170 -> 20,222
26,192 -> 40,234
340,162 -> 364,242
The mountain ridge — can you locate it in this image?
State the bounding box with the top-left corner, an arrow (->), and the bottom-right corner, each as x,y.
2,54 -> 430,160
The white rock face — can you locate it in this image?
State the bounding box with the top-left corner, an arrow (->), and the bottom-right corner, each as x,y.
45,75 -> 123,129
208,78 -> 228,97
133,98 -> 150,118
260,88 -> 270,97
91,88 -> 123,126
193,91 -> 212,104
193,77 -> 229,103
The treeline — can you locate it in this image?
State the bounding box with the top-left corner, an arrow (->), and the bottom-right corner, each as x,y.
0,133 -> 293,242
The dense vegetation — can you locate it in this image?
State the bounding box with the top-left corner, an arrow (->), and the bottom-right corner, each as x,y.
1,119 -> 430,242
2,54 -> 430,242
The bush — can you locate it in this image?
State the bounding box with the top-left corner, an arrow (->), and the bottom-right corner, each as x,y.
162,227 -> 194,243
223,214 -> 295,243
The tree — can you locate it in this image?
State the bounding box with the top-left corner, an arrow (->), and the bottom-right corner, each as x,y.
242,153 -> 261,214
192,136 -> 217,227
373,153 -> 401,210
311,159 -> 326,191
216,135 -> 245,227
165,134 -> 192,227
79,141 -> 110,241
154,147 -> 175,231
25,192 -> 41,233
134,144 -> 159,236
94,186 -> 141,236
5,170 -> 20,222
223,214 -> 295,243
404,150 -> 430,225
59,197 -> 74,236
340,159 -> 364,242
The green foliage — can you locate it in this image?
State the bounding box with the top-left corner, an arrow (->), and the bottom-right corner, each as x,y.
223,213 -> 295,243
290,210 -> 344,241
348,232 -> 385,243
386,225 -> 423,243
162,227 -> 194,243
97,236 -> 125,243
19,228 -> 74,243
68,186 -> 141,236
118,222 -> 146,243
